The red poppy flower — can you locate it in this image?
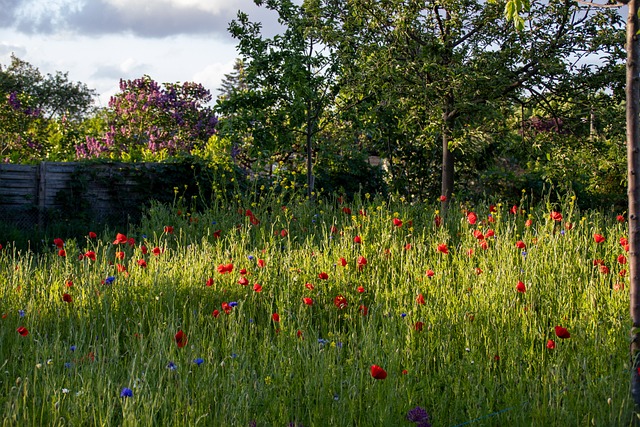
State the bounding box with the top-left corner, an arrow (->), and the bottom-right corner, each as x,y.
113,233 -> 128,245
354,236 -> 362,244
472,230 -> 484,240
440,195 -> 447,202
416,294 -> 426,305
625,244 -> 630,252
617,214 -> 626,223
117,264 -> 127,273
404,243 -> 412,250
467,211 -> 477,225
238,277 -> 249,286
474,267 -> 482,275
436,243 -> 448,254
516,281 -> 526,293
593,233 -> 605,244
357,256 -> 367,270
217,263 -> 234,274
515,240 -> 526,249
175,330 -> 187,348
330,225 -> 338,234
62,293 -> 73,303
485,229 -> 495,238
222,302 -> 232,314
303,297 -> 313,306
140,245 -> 148,255
257,259 -> 265,268
342,207 -> 351,215
88,232 -> 97,239
84,251 -> 96,261
253,283 -> 262,292
339,257 -> 347,267
115,251 -> 125,260
393,218 -> 403,227
213,230 -> 221,239
65,280 -> 73,288
280,229 -> 288,237
357,286 -> 365,293
54,238 -> 64,248
599,265 -> 610,274
137,259 -> 147,268
152,247 -> 162,256
525,219 -> 533,228
127,237 -> 135,247
297,330 -> 303,338
434,215 -> 442,227
414,321 -> 424,331
426,269 -> 435,277
620,269 -> 627,277
550,211 -> 563,221
614,282 -> 625,291
593,259 -> 604,266
318,272 -> 329,280
565,222 -> 573,230
334,295 -> 348,309
272,313 -> 280,322
17,326 -> 28,336
370,364 -> 387,380
510,205 -> 518,215
206,278 -> 214,287
618,254 -> 627,265
620,237 -> 629,246
546,339 -> 556,349
58,249 -> 66,257
212,309 -> 220,318
305,282 -> 315,290
359,305 -> 368,316
239,268 -> 247,275
467,249 -> 474,257
554,325 -> 570,339
479,240 -> 488,250
164,226 -> 174,234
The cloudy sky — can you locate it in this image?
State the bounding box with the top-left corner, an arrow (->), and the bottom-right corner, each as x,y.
0,0 -> 284,106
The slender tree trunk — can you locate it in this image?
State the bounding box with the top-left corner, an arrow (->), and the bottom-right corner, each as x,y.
306,114 -> 314,199
627,0 -> 640,410
441,102 -> 455,212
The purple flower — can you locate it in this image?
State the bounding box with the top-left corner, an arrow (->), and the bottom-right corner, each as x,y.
406,406 -> 430,425
120,387 -> 133,398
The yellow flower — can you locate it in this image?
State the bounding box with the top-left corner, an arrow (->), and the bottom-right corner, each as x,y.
264,376 -> 272,385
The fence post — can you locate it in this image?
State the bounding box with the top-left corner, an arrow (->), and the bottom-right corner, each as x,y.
37,161 -> 47,228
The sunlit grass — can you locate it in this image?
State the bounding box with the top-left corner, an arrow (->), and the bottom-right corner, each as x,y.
0,193 -> 634,426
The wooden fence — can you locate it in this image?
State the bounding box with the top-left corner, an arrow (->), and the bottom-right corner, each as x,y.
0,161 -> 208,229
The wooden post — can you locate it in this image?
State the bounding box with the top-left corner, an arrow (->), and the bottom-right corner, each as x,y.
37,162 -> 47,229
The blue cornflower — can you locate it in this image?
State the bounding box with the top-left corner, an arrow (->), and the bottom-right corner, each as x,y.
521,251 -> 527,258
248,255 -> 255,260
212,220 -> 217,225
141,234 -> 147,239
193,358 -> 204,366
64,362 -> 73,368
560,230 -> 565,235
229,301 -> 238,308
70,345 -> 76,352
318,338 -> 329,345
105,276 -> 116,285
167,361 -> 177,371
231,353 -> 238,358
120,387 -> 133,398
18,310 -> 25,317
401,313 -> 407,318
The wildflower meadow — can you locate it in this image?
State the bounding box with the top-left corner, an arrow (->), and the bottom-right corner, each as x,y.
0,192 -> 635,426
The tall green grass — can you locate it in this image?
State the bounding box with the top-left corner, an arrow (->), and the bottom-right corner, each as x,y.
0,193 -> 634,426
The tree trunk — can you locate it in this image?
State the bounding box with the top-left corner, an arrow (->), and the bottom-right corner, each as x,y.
441,110 -> 455,212
306,115 -> 314,199
627,0 -> 640,410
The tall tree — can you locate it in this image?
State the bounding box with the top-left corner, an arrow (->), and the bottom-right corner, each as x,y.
330,0 -> 621,208
219,0 -> 344,197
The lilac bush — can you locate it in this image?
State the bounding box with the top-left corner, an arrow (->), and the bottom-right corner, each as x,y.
75,76 -> 218,160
